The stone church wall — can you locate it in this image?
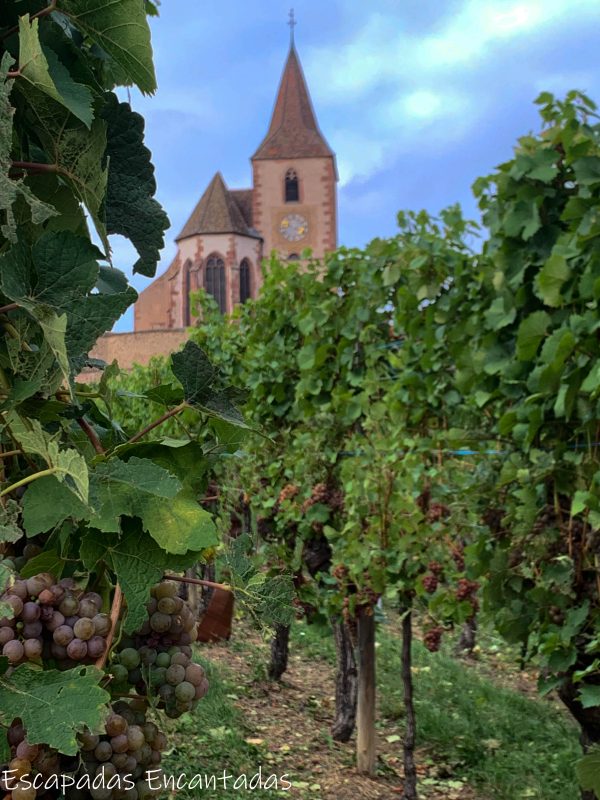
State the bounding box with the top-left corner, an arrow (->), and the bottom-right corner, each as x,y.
78,328 -> 188,383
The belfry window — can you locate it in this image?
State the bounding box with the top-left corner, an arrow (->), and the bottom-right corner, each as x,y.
239,259 -> 251,303
285,168 -> 299,202
205,255 -> 226,313
287,253 -> 300,261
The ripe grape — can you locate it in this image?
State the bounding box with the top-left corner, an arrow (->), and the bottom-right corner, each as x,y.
9,757 -> 31,778
74,617 -> 95,640
53,625 -> 74,646
23,639 -> 43,659
3,639 -> 24,663
0,627 -> 15,645
22,602 -> 40,623
5,594 -> 24,617
93,613 -> 111,636
149,612 -> 171,633
66,638 -> 88,660
94,741 -> 113,761
165,664 -> 185,686
185,663 -> 205,687
79,598 -> 99,618
127,726 -> 145,751
110,734 -> 129,753
16,741 -> 39,761
22,621 -> 42,638
25,576 -> 46,597
45,610 -> 65,632
12,783 -> 36,800
11,581 -> 28,601
79,732 -> 100,751
88,636 -> 107,659
59,595 -> 79,616
105,713 -> 128,737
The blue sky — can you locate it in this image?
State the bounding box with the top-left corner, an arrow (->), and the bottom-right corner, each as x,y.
113,0 -> 600,331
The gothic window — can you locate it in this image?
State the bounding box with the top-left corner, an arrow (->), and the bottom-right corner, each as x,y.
285,168 -> 299,202
287,253 -> 300,261
239,258 -> 251,303
205,254 -> 226,313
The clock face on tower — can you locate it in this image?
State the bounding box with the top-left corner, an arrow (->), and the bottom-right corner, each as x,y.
280,213 -> 308,242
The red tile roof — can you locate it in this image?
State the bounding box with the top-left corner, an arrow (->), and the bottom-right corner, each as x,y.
176,173 -> 259,240
252,44 -> 334,161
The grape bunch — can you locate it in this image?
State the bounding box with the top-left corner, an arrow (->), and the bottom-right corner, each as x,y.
110,581 -> 208,719
1,701 -> 166,800
0,572 -> 112,670
423,626 -> 444,653
422,574 -> 438,594
76,700 -> 165,799
0,719 -> 62,800
301,482 -> 344,515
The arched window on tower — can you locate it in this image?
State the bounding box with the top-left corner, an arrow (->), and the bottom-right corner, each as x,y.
205,254 -> 226,313
287,253 -> 300,261
285,168 -> 299,202
239,258 -> 251,304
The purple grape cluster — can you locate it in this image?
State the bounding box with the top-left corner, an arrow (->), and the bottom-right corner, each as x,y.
110,581 -> 208,719
0,719 -> 61,800
1,701 -> 166,800
0,572 -> 112,670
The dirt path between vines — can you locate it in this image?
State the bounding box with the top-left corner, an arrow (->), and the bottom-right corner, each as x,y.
204,628 -> 482,800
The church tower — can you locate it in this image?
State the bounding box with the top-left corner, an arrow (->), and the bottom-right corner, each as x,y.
132,22 -> 337,334
251,40 -> 337,261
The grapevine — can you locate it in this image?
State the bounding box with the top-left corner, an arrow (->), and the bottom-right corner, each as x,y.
0,2 -> 249,798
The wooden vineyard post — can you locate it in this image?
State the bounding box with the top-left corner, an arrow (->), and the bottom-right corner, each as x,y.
401,609 -> 417,800
356,604 -> 376,775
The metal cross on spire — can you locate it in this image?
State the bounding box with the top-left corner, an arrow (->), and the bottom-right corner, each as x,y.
288,8 -> 296,44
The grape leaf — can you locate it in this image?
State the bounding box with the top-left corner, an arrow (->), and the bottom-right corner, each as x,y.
61,0 -> 157,94
88,456 -> 181,532
172,341 -> 248,428
535,253 -> 570,307
20,550 -> 65,579
0,500 -> 22,544
18,15 -> 93,127
22,475 -> 89,535
576,750 -> 600,798
13,76 -> 108,246
0,53 -> 58,242
88,456 -> 216,554
6,412 -> 88,502
81,522 -> 205,633
0,665 -> 109,754
142,489 -> 217,554
0,231 -> 135,372
516,311 -> 551,361
579,684 -> 600,709
101,94 -> 169,277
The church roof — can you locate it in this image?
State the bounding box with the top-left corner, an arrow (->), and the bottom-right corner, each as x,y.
176,173 -> 260,241
252,44 -> 334,161
230,189 -> 254,228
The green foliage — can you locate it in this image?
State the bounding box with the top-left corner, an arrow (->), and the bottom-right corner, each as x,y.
0,0 -> 251,765
0,664 -> 109,755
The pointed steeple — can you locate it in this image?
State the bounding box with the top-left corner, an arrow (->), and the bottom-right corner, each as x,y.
252,44 -> 334,160
176,172 -> 258,241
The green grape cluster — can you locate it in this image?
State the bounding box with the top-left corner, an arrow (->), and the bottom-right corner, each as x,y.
109,581 -> 208,718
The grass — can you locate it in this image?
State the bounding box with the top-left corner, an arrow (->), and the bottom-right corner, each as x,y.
291,618 -> 582,800
162,619 -> 582,799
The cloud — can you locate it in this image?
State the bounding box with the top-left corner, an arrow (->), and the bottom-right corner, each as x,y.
308,0 -> 600,103
307,0 -> 600,186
